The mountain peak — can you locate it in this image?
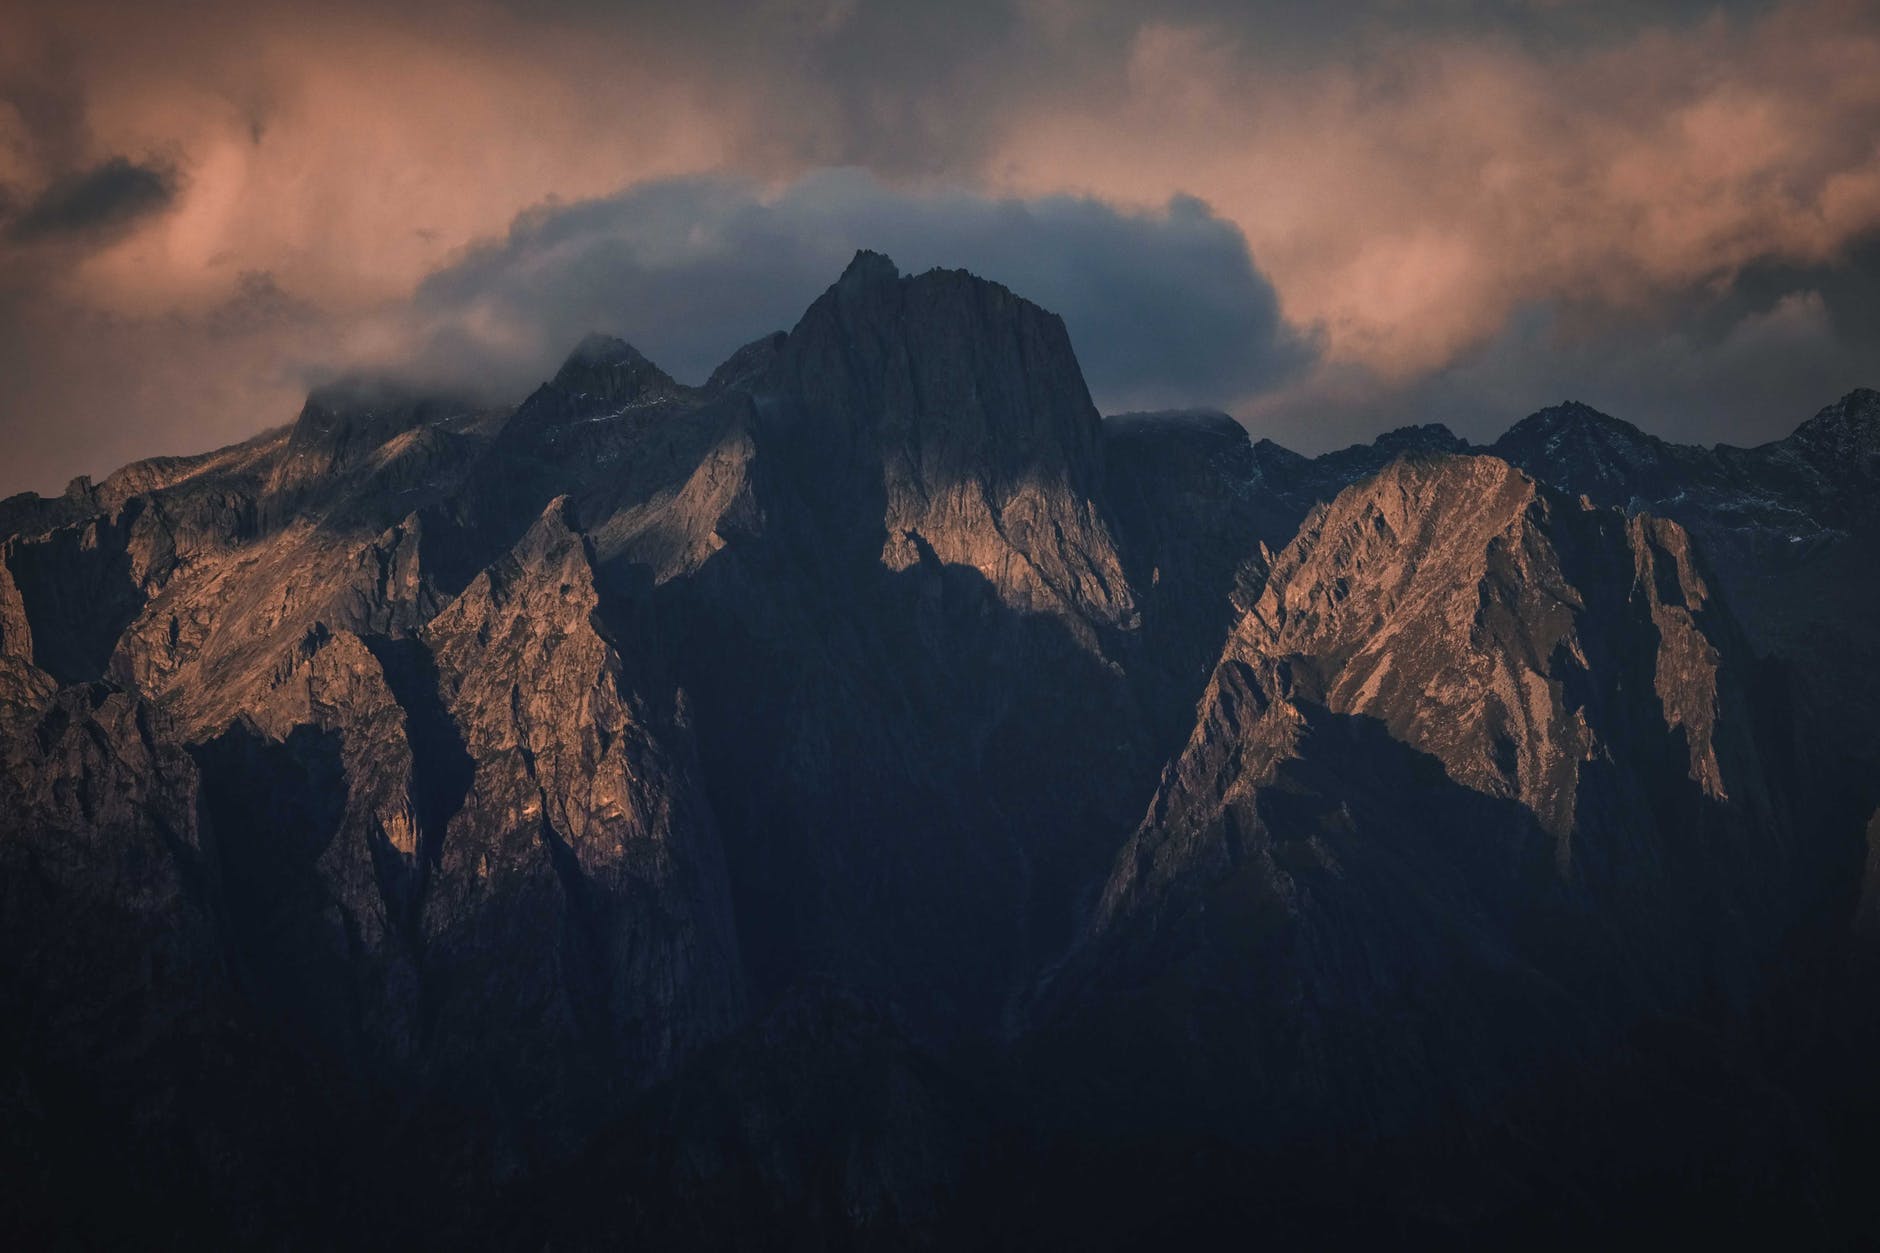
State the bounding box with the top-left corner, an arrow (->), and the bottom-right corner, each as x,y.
1503,399 -> 1647,439
1342,449 -> 1528,513
1491,400 -> 1670,498
1785,387 -> 1880,503
765,245 -> 1130,629
286,376 -> 466,456
838,249 -> 900,290
1372,422 -> 1466,454
558,332 -> 651,374
1792,386 -> 1880,444
518,333 -> 691,425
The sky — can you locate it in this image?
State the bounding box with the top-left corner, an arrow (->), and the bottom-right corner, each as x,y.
2,0 -> 1878,496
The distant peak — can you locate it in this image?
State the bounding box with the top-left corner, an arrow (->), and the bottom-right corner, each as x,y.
532,332 -> 689,415
1370,423 -> 1467,454
291,375 -> 468,439
838,249 -> 899,290
1494,400 -> 1658,453
1788,387 -> 1880,462
1806,387 -> 1880,427
558,333 -> 651,373
1530,400 -> 1607,424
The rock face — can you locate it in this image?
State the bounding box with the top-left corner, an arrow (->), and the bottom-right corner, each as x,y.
762,250 -> 1134,634
419,498 -> 744,1139
2,254 -> 1878,1247
1046,460 -> 1797,1142
1490,392 -> 1880,923
1247,420 -> 1471,548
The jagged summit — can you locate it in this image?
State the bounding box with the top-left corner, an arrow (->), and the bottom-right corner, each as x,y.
1237,421 -> 1470,549
515,332 -> 692,427
292,375 -> 469,432
1488,399 -> 1682,503
557,331 -> 654,372
546,331 -> 684,395
767,239 -> 1130,629
1057,448 -> 1776,1145
267,375 -> 476,498
1493,399 -> 1661,454
1369,421 -> 1467,456
1788,386 -> 1880,462
837,247 -> 900,290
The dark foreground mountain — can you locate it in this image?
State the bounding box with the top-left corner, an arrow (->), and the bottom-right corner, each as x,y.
3,254 -> 1879,1248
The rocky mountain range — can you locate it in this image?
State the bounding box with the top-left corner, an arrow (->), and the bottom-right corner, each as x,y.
3,252 -> 1878,1248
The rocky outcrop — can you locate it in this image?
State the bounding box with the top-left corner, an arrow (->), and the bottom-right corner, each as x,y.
185,622 -> 432,1079
511,334 -> 696,431
266,379 -> 478,501
419,498 -> 744,1138
1043,457 -> 1801,1177
1102,409 -> 1267,749
761,251 -> 1134,638
1495,391 -> 1880,916
0,682 -> 228,1241
1247,421 -> 1470,549
645,254 -> 1157,1034
2,253 -> 1877,1248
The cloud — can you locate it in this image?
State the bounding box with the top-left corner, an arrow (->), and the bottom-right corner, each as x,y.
986,0 -> 1880,379
0,0 -> 1877,494
5,155 -> 177,241
0,277 -> 324,499
0,169 -> 1313,497
396,170 -> 1313,411
1239,266 -> 1880,454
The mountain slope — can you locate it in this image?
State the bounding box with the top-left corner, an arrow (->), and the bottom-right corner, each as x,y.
1026,454 -> 1822,1231
1,256 -> 1876,1248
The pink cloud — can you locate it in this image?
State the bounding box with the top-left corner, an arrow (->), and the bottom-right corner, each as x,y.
985,0 -> 1880,381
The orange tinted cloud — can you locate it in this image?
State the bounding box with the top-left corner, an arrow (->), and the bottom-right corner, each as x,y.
1,0 -> 1878,491
5,0 -> 750,319
985,0 -> 1880,379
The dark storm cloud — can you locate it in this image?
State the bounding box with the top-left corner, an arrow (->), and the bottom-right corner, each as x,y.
462,0 -> 1786,173
1254,251 -> 1880,454
5,156 -> 178,242
407,170 -> 1313,411
1481,232 -> 1880,442
1731,233 -> 1880,361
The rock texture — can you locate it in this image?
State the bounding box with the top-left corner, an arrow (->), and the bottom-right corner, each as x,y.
1490,393 -> 1880,938
1046,460 -> 1796,1138
2,254 -> 1878,1248
418,497 -> 744,1142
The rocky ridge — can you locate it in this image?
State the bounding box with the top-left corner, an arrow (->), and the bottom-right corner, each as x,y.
2,255 -> 1877,1247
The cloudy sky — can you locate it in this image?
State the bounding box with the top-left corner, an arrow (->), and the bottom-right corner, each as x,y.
3,0 -> 1878,496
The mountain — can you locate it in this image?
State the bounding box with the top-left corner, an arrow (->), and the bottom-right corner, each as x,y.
1489,393 -> 1880,918
3,254 -> 1879,1248
1039,455 -> 1807,1164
